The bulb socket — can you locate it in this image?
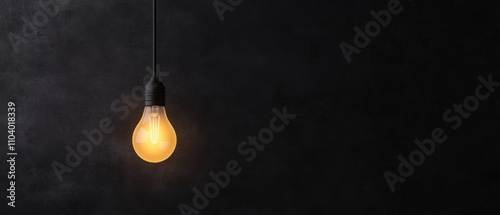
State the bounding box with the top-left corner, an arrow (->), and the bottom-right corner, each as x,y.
145,76 -> 166,106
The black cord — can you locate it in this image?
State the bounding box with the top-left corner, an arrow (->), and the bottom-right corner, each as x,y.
153,0 -> 156,78
144,0 -> 166,106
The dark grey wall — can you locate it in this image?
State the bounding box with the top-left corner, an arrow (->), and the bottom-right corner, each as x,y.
1,0 -> 500,214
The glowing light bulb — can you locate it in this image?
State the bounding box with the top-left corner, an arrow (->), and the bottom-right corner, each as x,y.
133,0 -> 177,163
132,105 -> 177,163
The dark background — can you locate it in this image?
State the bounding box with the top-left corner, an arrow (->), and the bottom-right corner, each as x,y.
1,0 -> 500,214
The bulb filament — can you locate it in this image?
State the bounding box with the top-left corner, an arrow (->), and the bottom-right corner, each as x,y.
149,106 -> 160,144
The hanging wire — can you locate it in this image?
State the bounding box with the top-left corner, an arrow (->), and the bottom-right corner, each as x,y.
152,0 -> 157,78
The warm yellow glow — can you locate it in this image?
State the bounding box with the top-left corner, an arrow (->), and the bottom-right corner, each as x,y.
132,105 -> 176,163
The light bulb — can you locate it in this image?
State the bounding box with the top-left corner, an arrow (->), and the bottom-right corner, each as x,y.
132,105 -> 177,163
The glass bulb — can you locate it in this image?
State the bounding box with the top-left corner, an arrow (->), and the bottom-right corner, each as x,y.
132,105 -> 176,163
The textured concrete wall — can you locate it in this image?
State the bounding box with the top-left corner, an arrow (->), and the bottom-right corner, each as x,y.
1,0 -> 500,214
